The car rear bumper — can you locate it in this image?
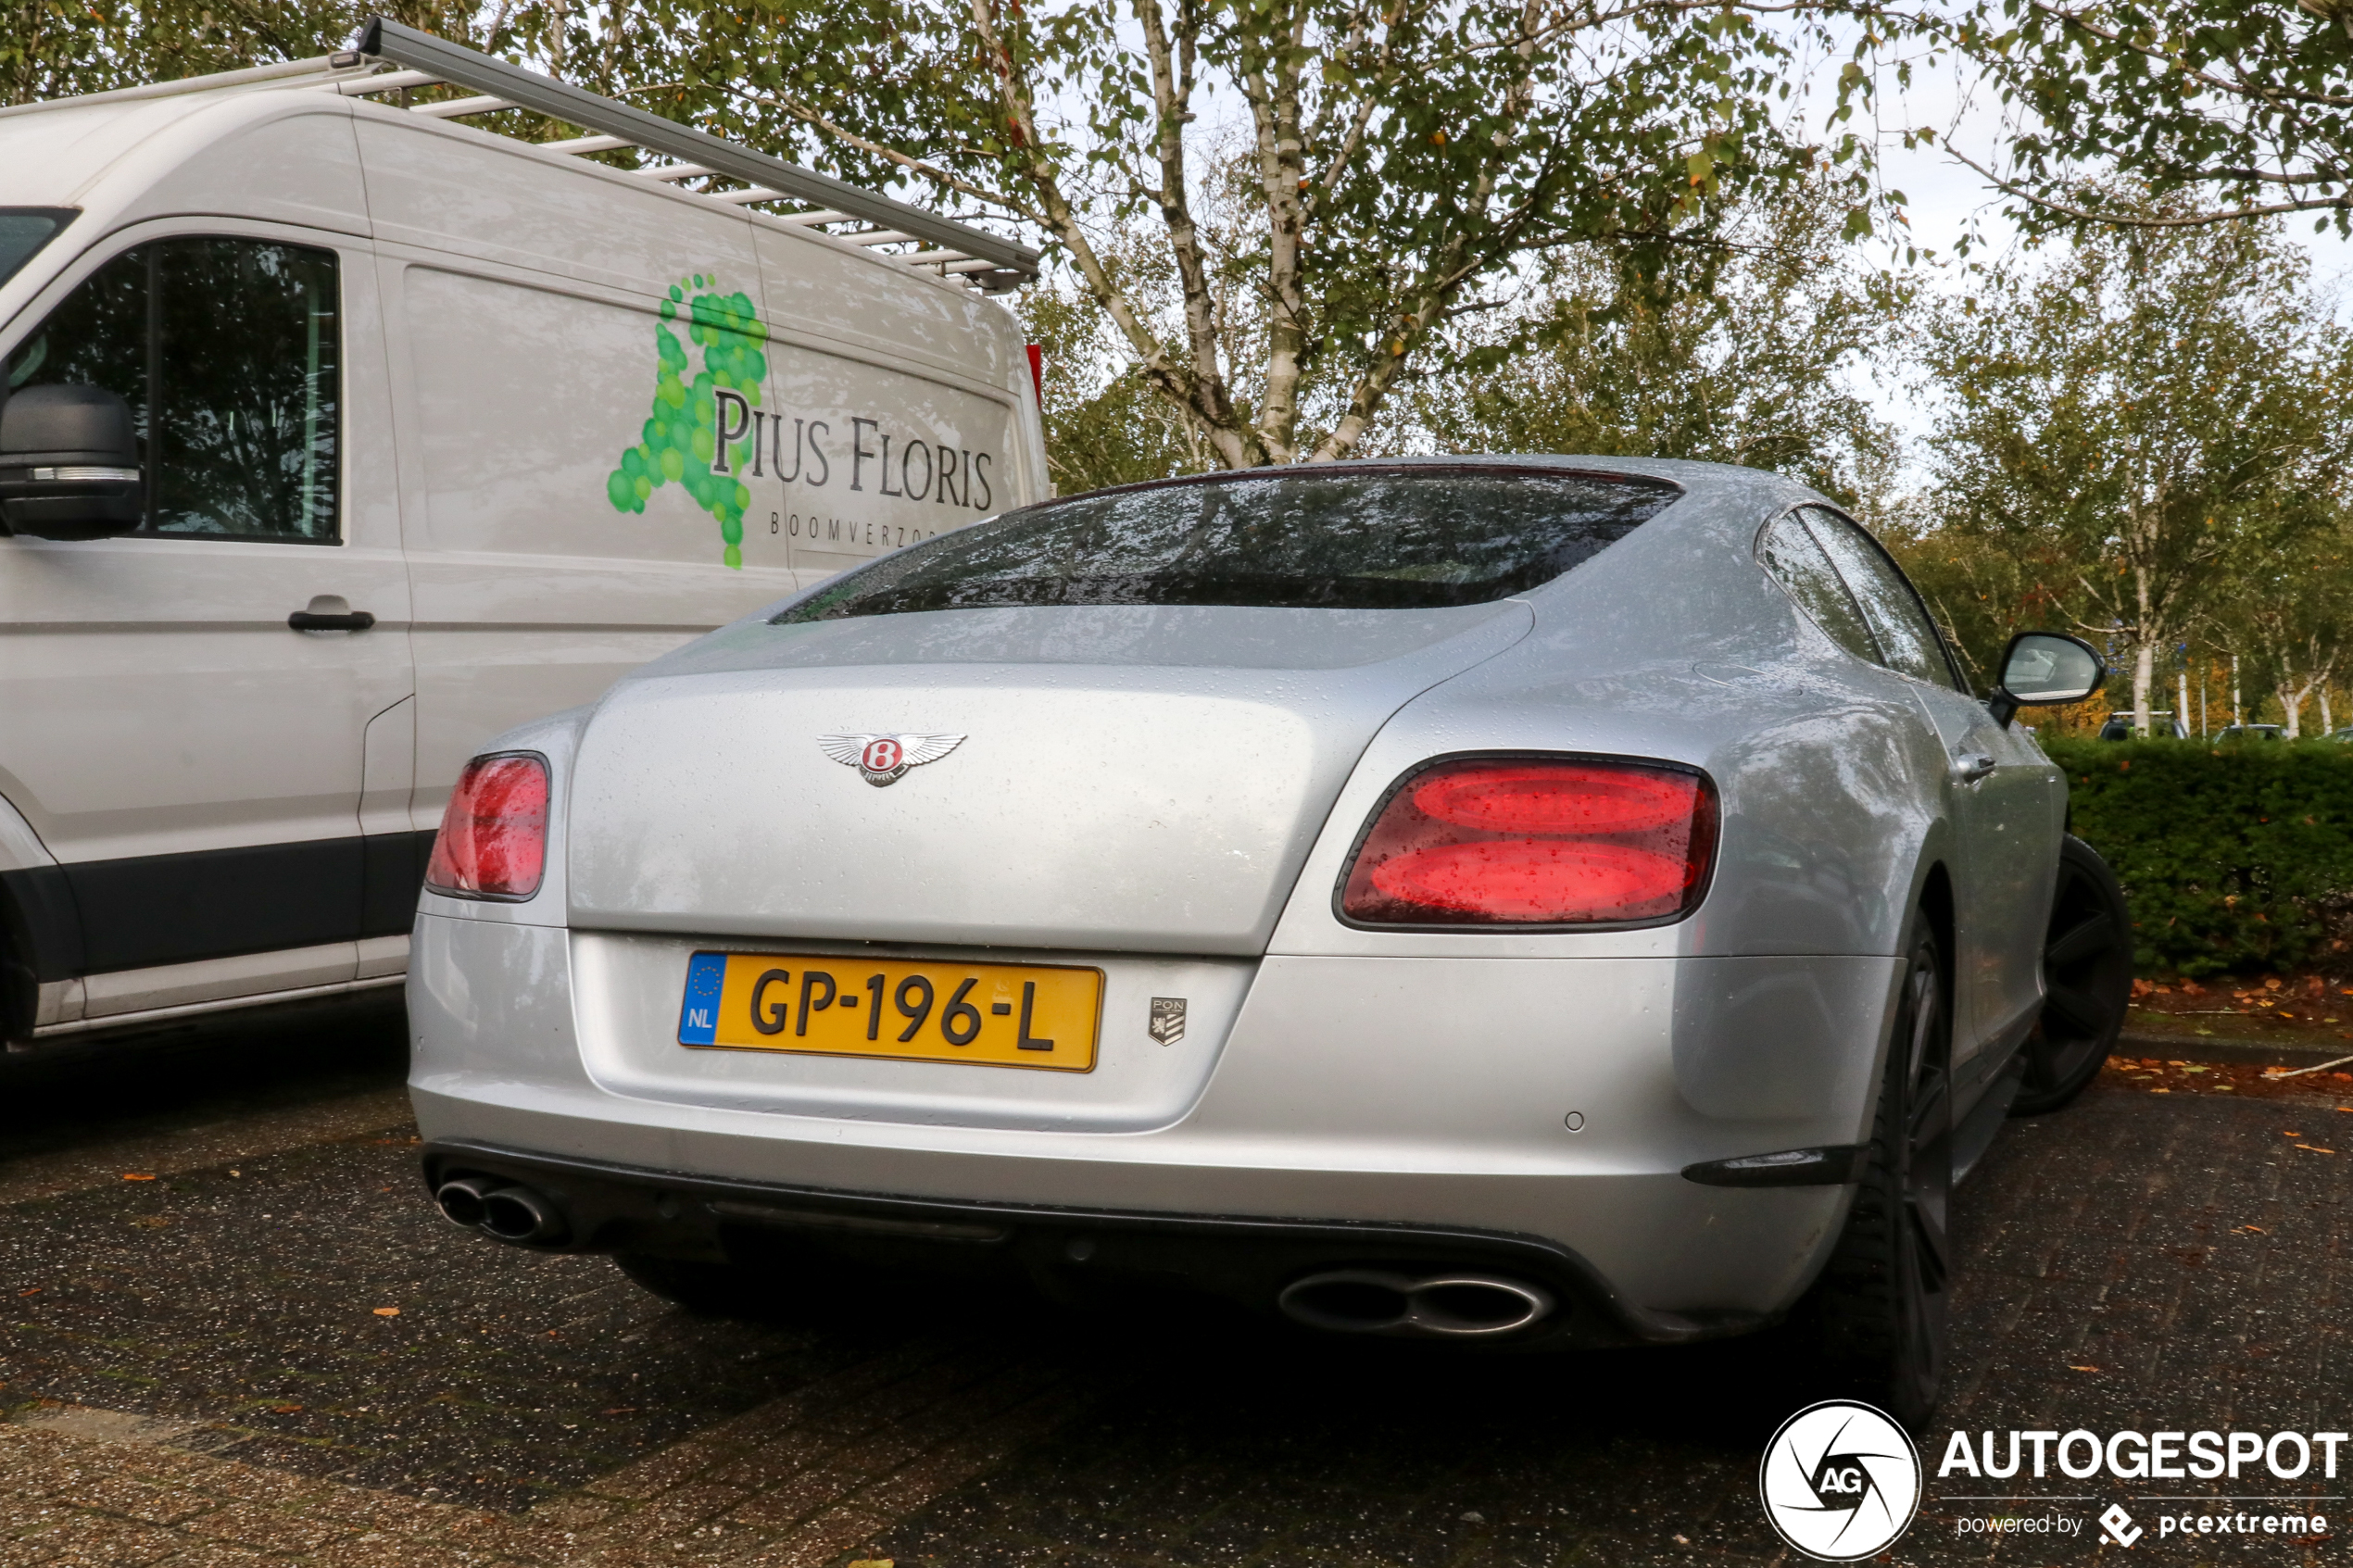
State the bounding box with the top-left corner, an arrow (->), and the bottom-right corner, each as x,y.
420,1137 -> 1773,1348
409,913 -> 1901,1331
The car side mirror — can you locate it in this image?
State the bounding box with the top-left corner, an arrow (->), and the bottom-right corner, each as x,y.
0,383 -> 144,540
1989,631 -> 2106,727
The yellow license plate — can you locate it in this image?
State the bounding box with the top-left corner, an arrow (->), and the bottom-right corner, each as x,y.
676,951 -> 1102,1071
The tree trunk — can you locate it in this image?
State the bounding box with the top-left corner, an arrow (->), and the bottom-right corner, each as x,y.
2130,560 -> 2155,735
2133,641 -> 2156,737
2280,685 -> 2302,740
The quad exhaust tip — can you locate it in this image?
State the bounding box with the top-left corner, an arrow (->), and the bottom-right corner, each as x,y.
434,1174 -> 568,1247
1277,1270 -> 1555,1338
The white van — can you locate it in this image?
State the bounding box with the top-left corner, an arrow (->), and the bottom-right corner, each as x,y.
0,20 -> 1046,1051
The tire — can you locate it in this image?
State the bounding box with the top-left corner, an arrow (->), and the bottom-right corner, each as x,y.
2009,834 -> 2132,1117
1806,921 -> 1953,1427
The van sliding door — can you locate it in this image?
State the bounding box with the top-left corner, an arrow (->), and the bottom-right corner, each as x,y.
382,253 -> 801,830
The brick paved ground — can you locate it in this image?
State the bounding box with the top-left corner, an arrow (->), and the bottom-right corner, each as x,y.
862,1082 -> 2353,1568
1,1013 -> 2347,1565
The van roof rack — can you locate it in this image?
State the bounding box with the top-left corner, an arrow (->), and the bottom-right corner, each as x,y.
5,18 -> 1038,292
345,19 -> 1037,290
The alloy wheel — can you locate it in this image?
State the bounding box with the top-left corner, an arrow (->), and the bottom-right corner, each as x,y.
2013,837 -> 2132,1116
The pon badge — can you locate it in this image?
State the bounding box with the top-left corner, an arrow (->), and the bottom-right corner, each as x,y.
820,733 -> 967,787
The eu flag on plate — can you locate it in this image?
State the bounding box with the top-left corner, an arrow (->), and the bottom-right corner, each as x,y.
677,951 -> 725,1045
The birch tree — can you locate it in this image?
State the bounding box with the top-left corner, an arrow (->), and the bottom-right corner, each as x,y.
1920,204 -> 2352,733
652,0 -> 1876,468
2223,519 -> 2353,738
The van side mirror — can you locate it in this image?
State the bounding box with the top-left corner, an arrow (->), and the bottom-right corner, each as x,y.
1989,631 -> 2106,727
0,383 -> 144,540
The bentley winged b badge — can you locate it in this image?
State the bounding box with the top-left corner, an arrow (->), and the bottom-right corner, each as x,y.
819,733 -> 966,787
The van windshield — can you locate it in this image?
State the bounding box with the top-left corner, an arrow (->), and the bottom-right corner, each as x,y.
0,209 -> 74,295
775,466 -> 1680,620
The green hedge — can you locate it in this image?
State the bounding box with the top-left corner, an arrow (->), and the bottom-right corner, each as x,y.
2044,737 -> 2353,977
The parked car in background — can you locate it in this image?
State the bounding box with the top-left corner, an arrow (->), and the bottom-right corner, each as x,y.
2096,710 -> 2187,741
0,25 -> 1043,1053
2216,724 -> 2286,742
407,458 -> 2129,1424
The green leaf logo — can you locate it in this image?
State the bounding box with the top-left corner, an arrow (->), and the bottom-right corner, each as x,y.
606,272 -> 771,569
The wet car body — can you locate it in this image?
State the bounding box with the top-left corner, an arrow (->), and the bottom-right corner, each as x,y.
407,456 -> 2088,1403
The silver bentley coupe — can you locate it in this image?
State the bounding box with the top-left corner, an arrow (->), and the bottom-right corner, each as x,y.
408,458 -> 2127,1422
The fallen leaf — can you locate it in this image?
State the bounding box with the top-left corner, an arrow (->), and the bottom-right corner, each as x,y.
2070,1364 -> 2101,1372
2297,1146 -> 2336,1154
2285,1131 -> 2303,1137
17,1287 -> 39,1297
373,1307 -> 401,1317
271,1403 -> 303,1414
2236,1225 -> 2268,1234
849,1560 -> 896,1568
598,1407 -> 638,1416
120,1173 -> 155,1182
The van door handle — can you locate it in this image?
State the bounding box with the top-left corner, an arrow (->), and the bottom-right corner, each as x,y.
288,608 -> 377,632
1953,751 -> 1997,784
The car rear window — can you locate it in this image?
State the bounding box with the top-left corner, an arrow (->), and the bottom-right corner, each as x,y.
774,465 -> 1680,620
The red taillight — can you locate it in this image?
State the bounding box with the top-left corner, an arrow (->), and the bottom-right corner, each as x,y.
1340,758 -> 1715,925
425,753 -> 549,900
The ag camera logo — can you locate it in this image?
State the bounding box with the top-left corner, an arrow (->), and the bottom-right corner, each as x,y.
1760,1400 -> 1922,1560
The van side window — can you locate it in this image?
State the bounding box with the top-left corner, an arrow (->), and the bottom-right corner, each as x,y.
4,237 -> 339,543
1796,506 -> 1964,691
1756,511 -> 1880,663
